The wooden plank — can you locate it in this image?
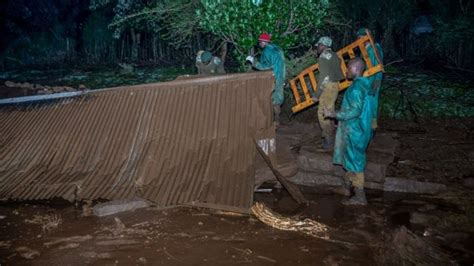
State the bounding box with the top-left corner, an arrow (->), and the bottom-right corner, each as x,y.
308,72 -> 318,93
339,55 -> 348,79
290,80 -> 301,104
254,140 -> 307,205
289,30 -> 384,114
360,43 -> 373,68
298,75 -> 312,101
366,29 -> 384,73
348,49 -> 356,59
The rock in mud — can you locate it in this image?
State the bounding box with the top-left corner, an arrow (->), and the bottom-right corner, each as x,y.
5,81 -> 16,87
463,178 -> 474,188
297,146 -> 388,183
80,251 -> 112,259
58,243 -> 80,250
16,246 -> 40,259
410,212 -> 438,225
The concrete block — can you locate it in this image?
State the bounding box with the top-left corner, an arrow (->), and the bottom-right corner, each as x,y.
299,148 -> 387,183
288,171 -> 344,187
297,149 -> 334,174
383,177 -> 447,194
365,161 -> 387,183
93,198 -> 151,217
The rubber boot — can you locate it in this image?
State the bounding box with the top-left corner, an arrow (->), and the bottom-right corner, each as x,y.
321,137 -> 334,151
342,188 -> 368,206
332,175 -> 352,196
273,105 -> 281,127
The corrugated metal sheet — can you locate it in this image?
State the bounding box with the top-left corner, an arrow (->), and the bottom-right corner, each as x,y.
0,72 -> 275,213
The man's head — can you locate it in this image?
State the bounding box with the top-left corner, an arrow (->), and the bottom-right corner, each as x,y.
346,58 -> 366,79
258,33 -> 271,48
357,28 -> 367,39
316,36 -> 332,54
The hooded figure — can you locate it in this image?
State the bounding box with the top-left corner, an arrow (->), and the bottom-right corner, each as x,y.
246,33 -> 286,126
195,50 -> 226,75
324,58 -> 373,206
357,28 -> 384,131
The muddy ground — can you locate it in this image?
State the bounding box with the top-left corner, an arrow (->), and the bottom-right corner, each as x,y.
0,117 -> 473,265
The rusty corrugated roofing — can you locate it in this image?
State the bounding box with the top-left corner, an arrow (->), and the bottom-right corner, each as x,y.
0,72 -> 275,213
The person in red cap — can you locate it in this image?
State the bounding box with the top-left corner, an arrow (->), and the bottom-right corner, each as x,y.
246,33 -> 286,126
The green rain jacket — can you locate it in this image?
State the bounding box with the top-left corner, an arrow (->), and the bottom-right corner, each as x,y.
255,43 -> 286,105
333,76 -> 373,173
366,43 -> 384,124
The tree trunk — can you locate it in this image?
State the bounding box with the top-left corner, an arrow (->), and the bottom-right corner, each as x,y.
131,28 -> 138,60
152,35 -> 158,61
121,38 -> 125,61
220,41 -> 228,65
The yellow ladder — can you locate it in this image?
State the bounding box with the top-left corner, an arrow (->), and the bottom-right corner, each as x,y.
289,29 -> 384,113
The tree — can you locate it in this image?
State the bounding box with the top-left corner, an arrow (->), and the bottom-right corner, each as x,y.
198,0 -> 330,64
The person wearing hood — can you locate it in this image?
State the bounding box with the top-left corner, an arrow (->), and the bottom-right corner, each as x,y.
246,33 -> 286,126
324,58 -> 373,206
357,28 -> 384,132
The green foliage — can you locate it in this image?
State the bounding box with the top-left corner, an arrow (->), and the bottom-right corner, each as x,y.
380,72 -> 474,119
430,1 -> 474,67
0,66 -> 191,89
198,0 -> 329,63
285,50 -> 318,78
83,9 -> 115,59
91,0 -> 204,48
434,16 -> 474,46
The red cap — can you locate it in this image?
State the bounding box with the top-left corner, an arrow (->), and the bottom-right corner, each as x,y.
258,33 -> 271,42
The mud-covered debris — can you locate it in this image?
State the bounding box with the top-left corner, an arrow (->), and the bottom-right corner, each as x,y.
251,202 -> 329,239
0,240 -> 12,249
58,243 -> 80,250
82,200 -> 93,217
463,178 -> 474,188
410,212 -> 439,225
24,213 -> 62,233
113,217 -> 126,236
44,235 -> 93,248
16,246 -> 40,259
257,255 -> 276,263
80,251 -> 112,259
93,198 -> 151,217
95,239 -> 140,246
378,226 -> 455,265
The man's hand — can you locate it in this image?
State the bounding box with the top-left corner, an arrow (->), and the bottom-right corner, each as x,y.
323,107 -> 336,118
246,55 -> 254,64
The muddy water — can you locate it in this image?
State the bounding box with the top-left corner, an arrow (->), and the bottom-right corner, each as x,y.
1,187 -> 473,265
1,117 -> 473,265
0,192 -> 382,265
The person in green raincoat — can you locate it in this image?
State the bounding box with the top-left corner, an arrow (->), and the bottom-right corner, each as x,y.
246,33 -> 286,126
357,28 -> 384,132
324,58 -> 373,205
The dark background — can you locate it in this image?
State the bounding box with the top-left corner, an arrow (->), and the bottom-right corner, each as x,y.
0,0 -> 473,70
